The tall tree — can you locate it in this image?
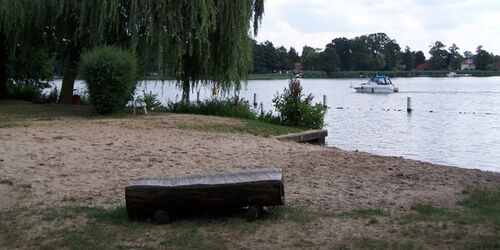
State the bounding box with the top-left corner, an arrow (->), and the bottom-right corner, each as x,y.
288,47 -> 300,64
415,51 -> 426,66
0,0 -> 46,99
317,47 -> 340,73
382,40 -> 401,70
327,37 -> 351,71
44,0 -> 265,103
276,46 -> 292,71
474,46 -> 492,70
448,44 -> 463,70
402,46 -> 416,70
428,41 -> 449,70
349,36 -> 374,70
301,46 -> 319,70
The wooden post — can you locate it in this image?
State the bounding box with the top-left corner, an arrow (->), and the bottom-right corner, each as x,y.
407,97 -> 412,113
323,95 -> 327,108
253,93 -> 257,108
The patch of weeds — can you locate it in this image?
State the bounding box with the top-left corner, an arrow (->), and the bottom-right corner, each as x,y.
400,188 -> 500,230
81,206 -> 130,225
400,225 -> 424,238
292,239 -> 316,248
269,206 -> 324,224
399,204 -> 457,224
457,188 -> 500,228
177,119 -> 304,137
351,237 -> 422,250
367,217 -> 379,225
160,226 -> 228,250
337,208 -> 389,219
0,178 -> 14,186
458,235 -> 500,250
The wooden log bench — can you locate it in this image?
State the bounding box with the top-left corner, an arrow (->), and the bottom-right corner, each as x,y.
125,168 -> 284,224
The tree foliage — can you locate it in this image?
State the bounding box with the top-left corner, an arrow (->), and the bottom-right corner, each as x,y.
474,46 -> 492,71
1,0 -> 265,102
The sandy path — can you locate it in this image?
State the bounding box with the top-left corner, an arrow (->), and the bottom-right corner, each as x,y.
1,114 -> 499,213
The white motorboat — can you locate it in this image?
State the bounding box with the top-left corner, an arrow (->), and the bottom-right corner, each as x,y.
351,75 -> 399,93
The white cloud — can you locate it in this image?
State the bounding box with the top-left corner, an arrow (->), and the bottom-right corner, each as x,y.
255,0 -> 500,55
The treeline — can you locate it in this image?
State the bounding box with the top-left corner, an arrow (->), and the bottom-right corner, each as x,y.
252,33 -> 500,76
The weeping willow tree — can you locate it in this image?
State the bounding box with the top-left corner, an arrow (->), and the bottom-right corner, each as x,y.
45,0 -> 128,104
50,0 -> 264,103
130,0 -> 265,101
1,0 -> 264,103
0,0 -> 46,98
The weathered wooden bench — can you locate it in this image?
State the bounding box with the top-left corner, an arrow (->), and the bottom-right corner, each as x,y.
125,168 -> 284,224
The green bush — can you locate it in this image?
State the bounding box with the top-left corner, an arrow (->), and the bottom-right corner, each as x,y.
137,91 -> 163,110
7,82 -> 43,101
79,47 -> 138,114
166,98 -> 257,120
272,78 -> 325,129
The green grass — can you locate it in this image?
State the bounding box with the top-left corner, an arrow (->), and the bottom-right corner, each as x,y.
2,190 -> 500,250
165,98 -> 258,120
269,206 -> 325,224
399,188 -> 500,229
337,208 -> 389,219
177,118 -> 306,137
0,100 -> 306,137
0,179 -> 14,186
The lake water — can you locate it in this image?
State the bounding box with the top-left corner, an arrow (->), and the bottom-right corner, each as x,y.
60,77 -> 500,173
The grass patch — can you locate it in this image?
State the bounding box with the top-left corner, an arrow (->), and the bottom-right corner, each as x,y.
269,206 -> 325,224
337,208 -> 389,219
349,237 -> 422,250
159,226 -> 228,250
400,204 -> 458,223
177,118 -> 305,137
458,188 -> 500,228
166,98 -> 257,120
0,100 -> 93,128
400,188 -> 500,229
0,179 -> 14,186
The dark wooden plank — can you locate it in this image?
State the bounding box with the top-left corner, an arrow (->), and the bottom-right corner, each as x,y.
276,129 -> 328,144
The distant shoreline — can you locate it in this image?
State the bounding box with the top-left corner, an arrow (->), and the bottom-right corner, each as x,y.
247,70 -> 500,80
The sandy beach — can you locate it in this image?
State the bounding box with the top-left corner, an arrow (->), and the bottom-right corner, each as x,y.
1,114 -> 499,213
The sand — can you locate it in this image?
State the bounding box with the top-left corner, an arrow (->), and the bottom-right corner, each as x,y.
1,114 -> 499,213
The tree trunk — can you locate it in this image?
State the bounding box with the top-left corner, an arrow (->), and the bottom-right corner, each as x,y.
181,78 -> 190,102
59,44 -> 81,104
0,32 -> 8,99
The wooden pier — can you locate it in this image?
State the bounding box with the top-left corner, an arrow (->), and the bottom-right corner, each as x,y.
276,129 -> 328,145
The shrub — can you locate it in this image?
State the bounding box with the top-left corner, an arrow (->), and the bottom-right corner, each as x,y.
79,46 -> 138,114
166,98 -> 256,120
137,91 -> 163,110
7,82 -> 43,101
272,78 -> 325,129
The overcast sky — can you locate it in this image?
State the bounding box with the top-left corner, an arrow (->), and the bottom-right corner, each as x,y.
255,0 -> 500,56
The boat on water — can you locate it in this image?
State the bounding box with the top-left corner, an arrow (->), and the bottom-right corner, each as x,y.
351,75 -> 399,93
447,72 -> 471,77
